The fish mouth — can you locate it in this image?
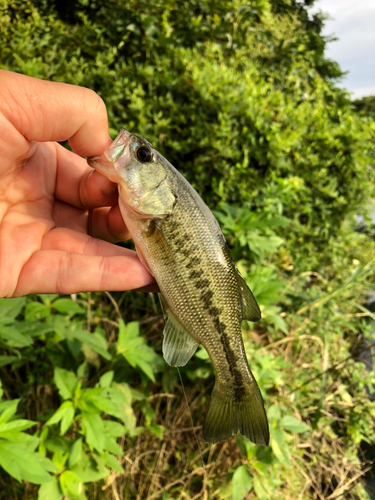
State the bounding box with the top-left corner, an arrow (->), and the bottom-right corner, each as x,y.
106,128 -> 132,160
87,128 -> 132,180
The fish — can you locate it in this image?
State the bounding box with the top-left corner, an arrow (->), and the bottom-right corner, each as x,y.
88,129 -> 269,445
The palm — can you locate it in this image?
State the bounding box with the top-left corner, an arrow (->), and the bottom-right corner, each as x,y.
2,142 -> 65,296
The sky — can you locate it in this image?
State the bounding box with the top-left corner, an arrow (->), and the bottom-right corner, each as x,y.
310,0 -> 375,98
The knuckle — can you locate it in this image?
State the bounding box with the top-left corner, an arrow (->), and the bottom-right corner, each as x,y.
84,89 -> 107,118
56,253 -> 72,294
98,256 -> 109,291
84,235 -> 101,256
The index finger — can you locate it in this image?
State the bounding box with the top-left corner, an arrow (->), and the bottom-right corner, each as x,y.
0,70 -> 112,157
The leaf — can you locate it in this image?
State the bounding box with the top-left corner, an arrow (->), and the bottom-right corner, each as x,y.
54,368 -> 79,400
16,321 -> 56,338
232,465 -> 253,500
60,405 -> 75,435
46,401 -> 74,428
130,353 -> 156,381
253,474 -> 271,500
45,437 -> 69,455
279,416 -> 309,434
71,453 -> 109,483
270,427 -> 291,467
103,421 -> 127,438
37,294 -> 59,304
104,453 -> 124,473
38,480 -> 63,500
52,298 -> 85,316
117,320 -> 156,381
0,399 -> 19,424
0,419 -> 37,438
235,435 -> 257,460
0,317 -> 15,326
103,435 -> 124,456
69,438 -> 83,469
81,412 -> 104,453
117,320 -> 139,348
37,454 -> 59,474
71,329 -> 112,360
99,371 -> 114,388
0,441 -> 52,484
24,301 -> 51,321
148,424 -> 165,439
88,394 -> 119,416
0,442 -> 22,481
0,325 -> 33,347
109,383 -> 136,431
0,297 -> 26,319
60,470 -> 83,500
264,215 -> 290,228
52,450 -> 69,470
195,346 -> 209,360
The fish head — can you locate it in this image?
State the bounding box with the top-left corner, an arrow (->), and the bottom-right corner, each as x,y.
88,129 -> 176,218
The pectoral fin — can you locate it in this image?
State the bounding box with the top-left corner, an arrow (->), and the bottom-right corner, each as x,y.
160,295 -> 199,367
235,269 -> 261,322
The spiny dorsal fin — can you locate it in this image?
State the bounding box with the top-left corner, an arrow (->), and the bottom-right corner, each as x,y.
160,295 -> 199,367
235,269 -> 261,322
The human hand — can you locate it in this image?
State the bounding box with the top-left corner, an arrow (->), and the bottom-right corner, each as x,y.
0,70 -> 156,297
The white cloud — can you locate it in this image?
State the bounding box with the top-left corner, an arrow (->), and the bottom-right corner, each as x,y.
351,86 -> 375,100
311,0 -> 375,97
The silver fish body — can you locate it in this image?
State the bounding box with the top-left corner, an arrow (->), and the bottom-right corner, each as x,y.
88,129 -> 269,445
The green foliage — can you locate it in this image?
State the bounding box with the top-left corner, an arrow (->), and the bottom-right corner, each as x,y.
0,0 -> 375,499
1,0 -> 373,275
0,294 -> 165,497
116,320 -> 158,382
0,399 -> 56,485
232,464 -> 253,500
353,95 -> 375,120
214,204 -> 289,263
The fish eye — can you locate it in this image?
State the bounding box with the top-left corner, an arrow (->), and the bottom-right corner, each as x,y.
136,146 -> 153,163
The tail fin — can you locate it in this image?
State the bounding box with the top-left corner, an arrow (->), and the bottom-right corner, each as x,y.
202,382 -> 269,445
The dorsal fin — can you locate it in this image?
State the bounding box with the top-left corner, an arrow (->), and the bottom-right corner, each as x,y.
159,295 -> 199,367
235,269 -> 261,322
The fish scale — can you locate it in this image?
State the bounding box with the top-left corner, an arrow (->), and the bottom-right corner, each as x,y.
88,129 -> 269,445
148,188 -> 248,398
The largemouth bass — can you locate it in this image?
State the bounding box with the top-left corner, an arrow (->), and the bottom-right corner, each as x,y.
88,129 -> 269,445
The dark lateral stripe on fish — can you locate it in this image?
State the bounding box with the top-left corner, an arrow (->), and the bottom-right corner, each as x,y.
194,279 -> 210,289
185,257 -> 201,269
166,216 -> 248,404
211,315 -> 246,402
201,290 -> 214,308
148,181 -> 252,421
182,264 -> 247,403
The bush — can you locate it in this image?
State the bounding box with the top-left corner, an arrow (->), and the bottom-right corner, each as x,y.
0,0 -> 375,499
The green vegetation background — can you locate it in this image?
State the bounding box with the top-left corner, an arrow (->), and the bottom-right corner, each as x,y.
1,0 -> 375,498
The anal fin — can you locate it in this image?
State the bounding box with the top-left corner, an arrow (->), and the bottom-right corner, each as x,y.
160,295 -> 199,367
235,269 -> 261,322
